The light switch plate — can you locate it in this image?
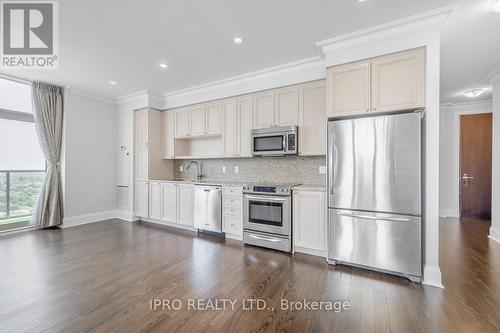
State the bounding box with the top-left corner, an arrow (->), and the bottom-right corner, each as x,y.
234,166 -> 239,174
222,166 -> 226,173
319,166 -> 327,174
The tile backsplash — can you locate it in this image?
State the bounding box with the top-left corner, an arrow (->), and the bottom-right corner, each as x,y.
174,155 -> 326,185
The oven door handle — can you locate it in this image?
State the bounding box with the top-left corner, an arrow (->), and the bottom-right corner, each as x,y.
248,234 -> 282,242
244,195 -> 288,202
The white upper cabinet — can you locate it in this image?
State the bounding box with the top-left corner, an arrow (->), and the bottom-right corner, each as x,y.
298,81 -> 326,156
274,86 -> 299,126
238,96 -> 253,157
205,102 -> 222,135
222,99 -> 238,157
253,92 -> 275,129
327,60 -> 371,118
371,48 -> 425,113
162,111 -> 175,159
175,108 -> 191,138
190,105 -> 206,136
135,109 -> 149,148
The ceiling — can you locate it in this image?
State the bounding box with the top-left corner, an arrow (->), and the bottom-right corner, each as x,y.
2,0 -> 499,104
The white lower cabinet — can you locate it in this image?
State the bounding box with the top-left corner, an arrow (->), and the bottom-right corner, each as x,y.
176,184 -> 194,227
293,190 -> 326,256
160,183 -> 177,223
222,186 -> 243,237
135,182 -> 149,218
149,182 -> 162,220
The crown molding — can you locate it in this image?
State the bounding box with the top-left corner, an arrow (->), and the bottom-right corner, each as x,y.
69,88 -> 117,105
440,99 -> 493,111
485,65 -> 500,84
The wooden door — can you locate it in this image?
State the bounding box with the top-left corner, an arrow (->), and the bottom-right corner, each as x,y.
190,105 -> 206,136
205,102 -> 222,135
298,81 -> 326,155
174,109 -> 191,138
274,86 -> 299,126
327,60 -> 370,117
238,96 -> 253,157
459,113 -> 492,219
160,183 -> 177,223
253,92 -> 275,128
371,48 -> 425,113
222,99 -> 238,157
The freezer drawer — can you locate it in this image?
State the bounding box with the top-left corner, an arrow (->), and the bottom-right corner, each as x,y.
328,209 -> 421,278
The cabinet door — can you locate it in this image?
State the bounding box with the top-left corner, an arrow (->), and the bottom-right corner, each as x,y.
177,184 -> 194,226
327,61 -> 370,117
162,111 -> 175,159
371,48 -> 425,113
135,146 -> 148,181
293,190 -> 326,252
149,182 -> 162,220
206,102 -> 222,135
298,81 -> 326,155
135,182 -> 149,218
253,92 -> 275,129
223,214 -> 243,236
222,99 -> 238,157
160,183 -> 177,223
135,109 -> 149,148
274,87 -> 299,126
175,109 -> 191,138
190,105 -> 206,136
238,96 -> 253,157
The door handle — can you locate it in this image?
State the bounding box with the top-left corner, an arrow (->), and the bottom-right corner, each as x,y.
244,195 -> 287,202
461,173 -> 474,187
336,211 -> 410,223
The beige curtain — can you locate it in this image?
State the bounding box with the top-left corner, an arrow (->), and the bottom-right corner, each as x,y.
30,81 -> 64,228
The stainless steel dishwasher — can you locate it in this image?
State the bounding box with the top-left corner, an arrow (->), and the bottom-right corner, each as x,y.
193,185 -> 222,233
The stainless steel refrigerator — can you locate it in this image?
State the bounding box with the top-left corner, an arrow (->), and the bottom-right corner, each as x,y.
327,112 -> 422,282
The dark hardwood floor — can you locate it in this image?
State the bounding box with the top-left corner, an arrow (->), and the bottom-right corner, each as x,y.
0,218 -> 499,332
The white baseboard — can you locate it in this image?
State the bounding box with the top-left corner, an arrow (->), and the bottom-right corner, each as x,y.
139,218 -> 197,232
61,210 -> 119,228
423,265 -> 444,288
294,246 -> 327,258
489,227 -> 500,244
225,233 -> 243,241
114,210 -> 139,222
439,209 -> 459,218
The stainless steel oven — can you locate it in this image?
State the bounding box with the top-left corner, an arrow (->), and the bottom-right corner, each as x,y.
242,184 -> 297,252
251,126 -> 297,156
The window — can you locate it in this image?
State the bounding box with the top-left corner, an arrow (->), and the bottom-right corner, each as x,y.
0,77 -> 44,230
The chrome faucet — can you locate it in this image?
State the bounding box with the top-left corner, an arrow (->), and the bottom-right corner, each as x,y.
186,161 -> 202,181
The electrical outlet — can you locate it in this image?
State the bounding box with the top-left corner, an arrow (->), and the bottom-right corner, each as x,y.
319,166 -> 327,174
222,166 -> 226,173
234,166 -> 239,174
180,166 -> 183,172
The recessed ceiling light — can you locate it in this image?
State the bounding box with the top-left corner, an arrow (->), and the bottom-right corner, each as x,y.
463,88 -> 486,98
159,63 -> 168,69
233,37 -> 243,44
109,80 -> 117,85
493,0 -> 500,12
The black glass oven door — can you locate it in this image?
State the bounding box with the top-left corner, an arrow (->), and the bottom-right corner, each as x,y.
248,200 -> 283,227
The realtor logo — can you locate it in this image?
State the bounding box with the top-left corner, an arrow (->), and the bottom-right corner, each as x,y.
1,1 -> 59,68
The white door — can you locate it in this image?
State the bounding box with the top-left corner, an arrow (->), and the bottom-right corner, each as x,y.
135,182 -> 149,218
327,60 -> 371,117
205,102 -> 222,135
162,111 -> 175,159
135,146 -> 148,181
293,190 -> 326,252
274,87 -> 299,126
149,182 -> 162,220
371,48 -> 425,113
238,96 -> 253,157
298,81 -> 326,156
222,99 -> 238,157
161,183 -> 177,223
190,105 -> 206,136
253,92 -> 275,129
175,109 -> 191,138
177,184 -> 194,226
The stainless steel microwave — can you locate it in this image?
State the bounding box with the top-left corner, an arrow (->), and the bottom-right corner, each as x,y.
251,126 -> 298,156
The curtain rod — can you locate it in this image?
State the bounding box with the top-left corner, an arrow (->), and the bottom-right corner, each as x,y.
0,72 -> 31,85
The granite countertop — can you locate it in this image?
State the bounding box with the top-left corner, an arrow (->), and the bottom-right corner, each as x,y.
292,184 -> 326,192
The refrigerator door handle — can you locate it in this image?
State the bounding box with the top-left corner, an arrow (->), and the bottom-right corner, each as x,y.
336,211 -> 411,223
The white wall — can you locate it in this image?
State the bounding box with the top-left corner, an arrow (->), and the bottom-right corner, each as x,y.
490,77 -> 500,243
62,91 -> 118,225
439,101 -> 493,218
